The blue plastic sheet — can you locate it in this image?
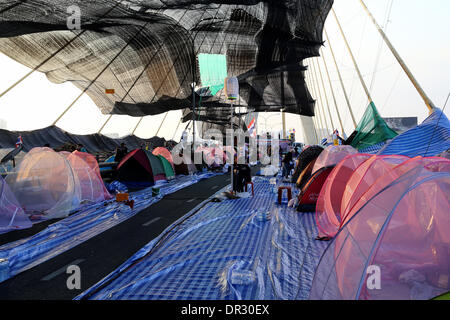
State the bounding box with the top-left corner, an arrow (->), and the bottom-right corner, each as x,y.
0,172 -> 220,283
76,177 -> 328,300
378,108 -> 450,157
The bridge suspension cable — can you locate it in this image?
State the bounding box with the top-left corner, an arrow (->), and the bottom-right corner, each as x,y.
359,0 -> 435,113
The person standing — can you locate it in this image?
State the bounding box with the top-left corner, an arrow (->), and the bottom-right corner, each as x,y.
282,150 -> 293,178
115,143 -> 128,163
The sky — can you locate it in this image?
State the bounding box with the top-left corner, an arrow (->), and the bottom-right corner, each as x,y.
0,0 -> 449,143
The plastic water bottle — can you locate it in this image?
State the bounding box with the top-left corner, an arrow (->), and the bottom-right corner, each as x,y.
256,211 -> 271,222
230,270 -> 256,285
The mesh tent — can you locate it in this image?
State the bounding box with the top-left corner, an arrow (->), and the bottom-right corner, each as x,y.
0,175 -> 32,233
312,145 -> 358,175
0,0 -> 333,133
346,102 -> 398,151
378,108 -> 450,157
340,155 -> 410,227
5,147 -> 81,219
63,151 -> 112,202
340,157 -> 448,237
315,153 -> 372,239
310,158 -> 450,300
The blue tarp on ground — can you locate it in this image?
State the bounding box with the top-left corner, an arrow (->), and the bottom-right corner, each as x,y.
0,172 -> 220,283
378,108 -> 450,157
76,177 -> 329,300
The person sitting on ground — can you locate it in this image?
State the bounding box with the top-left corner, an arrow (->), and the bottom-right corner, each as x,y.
115,143 -> 128,163
77,144 -> 88,153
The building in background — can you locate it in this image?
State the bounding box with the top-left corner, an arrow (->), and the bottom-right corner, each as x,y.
383,117 -> 418,134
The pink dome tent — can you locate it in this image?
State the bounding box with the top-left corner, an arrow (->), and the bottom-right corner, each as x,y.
72,151 -> 102,179
64,152 -> 112,203
0,175 -> 32,233
310,158 -> 450,300
312,145 -> 358,175
315,154 -> 373,239
339,157 -> 446,234
339,155 -> 410,230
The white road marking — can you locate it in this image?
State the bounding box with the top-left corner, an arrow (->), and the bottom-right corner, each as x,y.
41,259 -> 85,281
142,217 -> 161,227
212,185 -> 219,189
187,198 -> 196,203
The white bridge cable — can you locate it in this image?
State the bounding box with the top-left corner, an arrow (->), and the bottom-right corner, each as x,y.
324,28 -> 358,128
314,57 -> 336,131
320,47 -> 345,135
358,0 -> 436,113
310,61 -> 330,135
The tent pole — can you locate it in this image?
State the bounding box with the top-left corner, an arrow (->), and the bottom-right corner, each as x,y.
332,8 -> 373,104
320,47 -> 345,135
131,117 -> 144,136
324,28 -> 358,128
313,58 -> 336,131
358,0 -> 435,113
98,115 -> 113,134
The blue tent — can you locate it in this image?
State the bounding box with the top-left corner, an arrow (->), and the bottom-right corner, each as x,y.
378,108 -> 450,157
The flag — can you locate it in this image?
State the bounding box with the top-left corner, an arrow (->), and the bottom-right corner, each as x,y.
247,117 -> 257,138
15,135 -> 23,148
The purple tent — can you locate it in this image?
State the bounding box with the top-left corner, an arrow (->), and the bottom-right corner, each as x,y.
0,175 -> 31,234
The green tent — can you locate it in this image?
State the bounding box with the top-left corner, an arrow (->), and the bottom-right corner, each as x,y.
350,102 -> 398,150
143,150 -> 166,177
432,292 -> 450,300
156,155 -> 175,180
198,53 -> 227,95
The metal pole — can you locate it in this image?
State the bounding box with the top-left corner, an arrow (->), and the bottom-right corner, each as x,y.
324,28 -> 358,128
359,0 -> 435,113
320,47 -> 345,135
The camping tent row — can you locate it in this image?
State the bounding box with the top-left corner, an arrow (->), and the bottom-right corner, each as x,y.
292,145 -> 359,212
1,148 -> 112,233
310,155 -> 450,300
115,147 -> 213,189
292,107 -> 450,212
